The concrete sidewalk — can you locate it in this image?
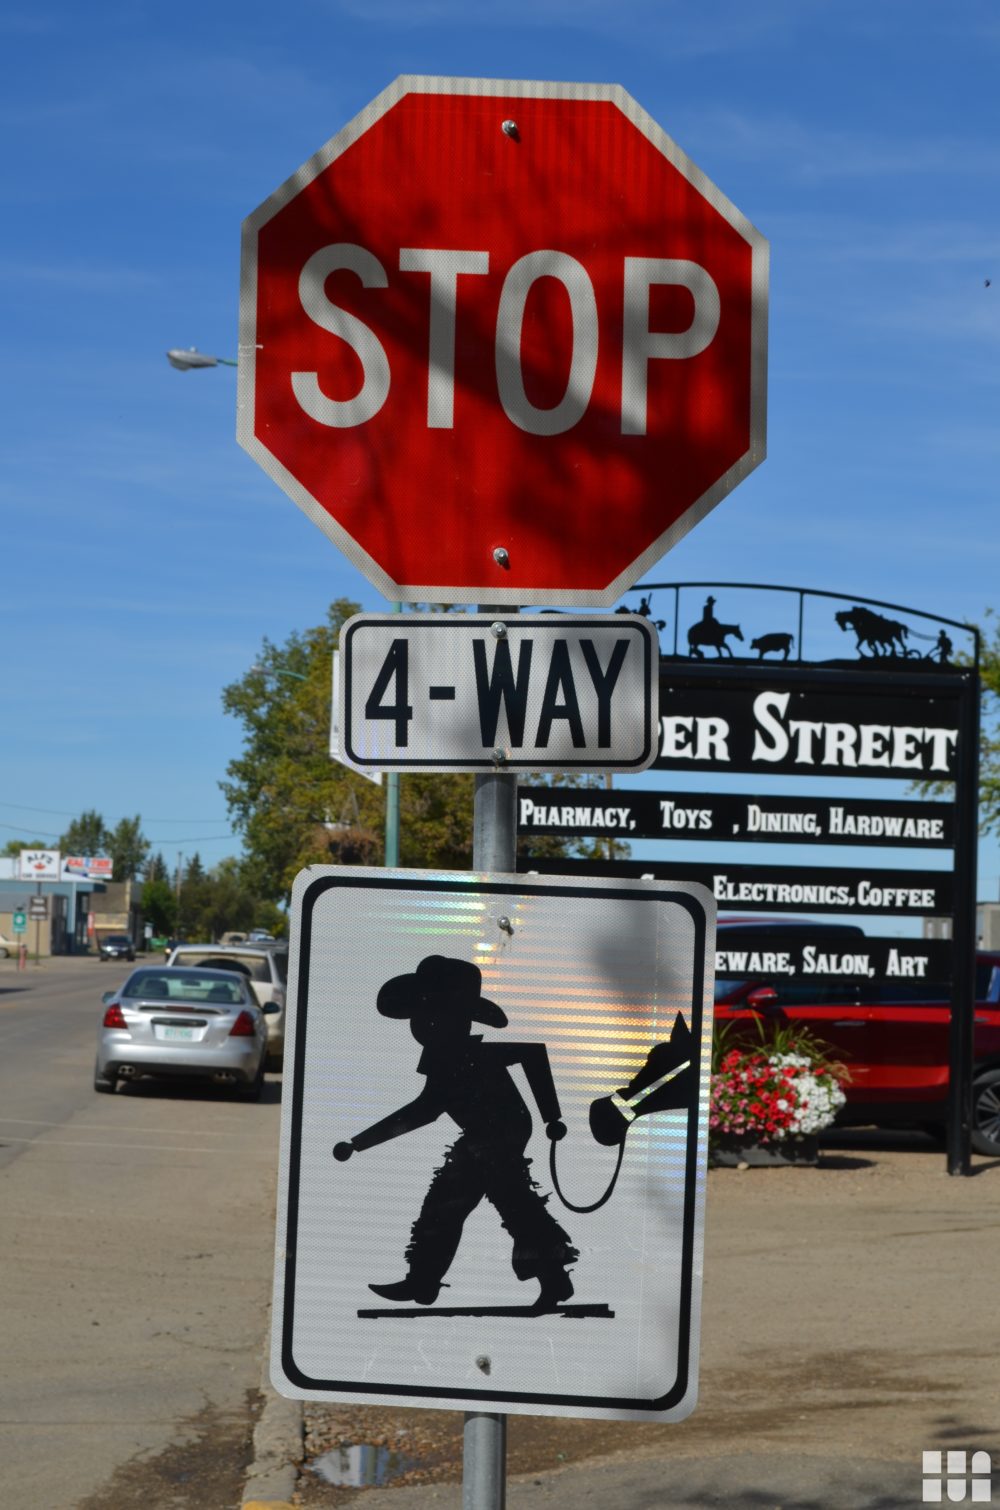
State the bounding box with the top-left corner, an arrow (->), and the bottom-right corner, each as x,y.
247,1133 -> 1000,1509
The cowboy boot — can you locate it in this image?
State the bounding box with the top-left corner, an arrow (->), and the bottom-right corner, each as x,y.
528,1263 -> 574,1313
368,1273 -> 443,1304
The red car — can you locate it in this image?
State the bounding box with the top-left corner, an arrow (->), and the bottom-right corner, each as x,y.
713,920 -> 1000,1156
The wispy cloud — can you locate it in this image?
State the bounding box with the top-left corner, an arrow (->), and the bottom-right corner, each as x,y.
683,106 -> 1000,183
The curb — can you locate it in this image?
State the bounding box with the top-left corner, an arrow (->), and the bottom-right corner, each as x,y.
242,1338 -> 303,1507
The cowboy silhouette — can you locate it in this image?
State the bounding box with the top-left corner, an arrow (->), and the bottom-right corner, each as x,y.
334,955 -> 579,1313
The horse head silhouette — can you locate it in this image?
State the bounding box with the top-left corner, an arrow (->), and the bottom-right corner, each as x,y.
588,1014 -> 694,1146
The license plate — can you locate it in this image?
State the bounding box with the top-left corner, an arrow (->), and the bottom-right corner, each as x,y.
161,1025 -> 196,1041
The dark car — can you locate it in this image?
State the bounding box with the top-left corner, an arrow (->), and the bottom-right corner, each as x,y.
98,933 -> 135,963
713,918 -> 1000,1156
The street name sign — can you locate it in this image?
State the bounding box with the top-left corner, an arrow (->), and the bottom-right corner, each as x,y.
239,76 -> 768,605
655,673 -> 960,778
339,613 -> 658,771
272,867 -> 715,1420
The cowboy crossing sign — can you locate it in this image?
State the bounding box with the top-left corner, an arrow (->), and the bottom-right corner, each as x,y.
271,867 -> 714,1421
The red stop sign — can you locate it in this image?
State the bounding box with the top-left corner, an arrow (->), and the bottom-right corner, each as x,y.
238,77 -> 768,606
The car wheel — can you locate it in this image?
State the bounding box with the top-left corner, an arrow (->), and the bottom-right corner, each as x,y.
0,947 -> 8,959
94,1061 -> 117,1094
971,1070 -> 1000,1157
237,1062 -> 265,1102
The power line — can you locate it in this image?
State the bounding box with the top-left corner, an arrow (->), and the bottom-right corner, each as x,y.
0,800 -> 233,823
0,820 -> 238,844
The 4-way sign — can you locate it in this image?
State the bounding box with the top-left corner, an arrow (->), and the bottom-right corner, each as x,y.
239,76 -> 768,604
339,613 -> 659,771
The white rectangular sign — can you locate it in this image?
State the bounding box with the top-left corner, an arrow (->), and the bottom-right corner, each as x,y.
271,867 -> 715,1421
18,849 -> 61,881
330,653 -> 382,785
64,855 -> 113,879
339,613 -> 659,772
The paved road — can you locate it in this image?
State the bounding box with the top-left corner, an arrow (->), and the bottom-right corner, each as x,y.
0,957 -> 281,1508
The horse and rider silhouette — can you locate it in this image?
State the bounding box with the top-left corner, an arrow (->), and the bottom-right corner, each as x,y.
687,596 -> 744,658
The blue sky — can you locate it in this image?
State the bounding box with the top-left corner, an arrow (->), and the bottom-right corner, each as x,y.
2,1 -> 998,901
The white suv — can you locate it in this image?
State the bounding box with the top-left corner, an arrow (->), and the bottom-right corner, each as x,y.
166,944 -> 287,1068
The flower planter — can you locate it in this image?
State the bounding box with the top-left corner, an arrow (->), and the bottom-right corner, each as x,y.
710,1134 -> 819,1168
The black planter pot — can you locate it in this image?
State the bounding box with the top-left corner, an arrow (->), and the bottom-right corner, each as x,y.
710,1134 -> 819,1167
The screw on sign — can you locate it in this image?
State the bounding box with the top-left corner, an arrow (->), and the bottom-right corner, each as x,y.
239,77 -> 768,605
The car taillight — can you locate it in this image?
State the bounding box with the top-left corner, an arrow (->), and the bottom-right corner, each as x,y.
229,1010 -> 257,1038
103,1003 -> 127,1029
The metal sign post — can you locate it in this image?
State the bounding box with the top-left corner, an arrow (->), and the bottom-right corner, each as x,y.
466,620 -> 519,1507
247,75 -> 756,1500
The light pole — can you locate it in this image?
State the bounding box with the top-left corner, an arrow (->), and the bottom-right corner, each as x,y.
171,344 -> 400,869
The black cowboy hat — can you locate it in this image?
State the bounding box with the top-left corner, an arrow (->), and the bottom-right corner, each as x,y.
376,955 -> 508,1028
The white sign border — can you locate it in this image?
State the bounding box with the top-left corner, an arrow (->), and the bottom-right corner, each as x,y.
238,76 -> 768,607
271,865 -> 714,1422
339,611 -> 660,772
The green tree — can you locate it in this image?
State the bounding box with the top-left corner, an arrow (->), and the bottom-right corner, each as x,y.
143,851 -> 170,884
221,600 -> 394,901
141,876 -> 177,936
60,809 -> 109,856
108,816 -> 150,881
221,599 -> 607,904
197,857 -> 257,942
2,838 -> 51,857
914,610 -> 998,832
177,853 -> 209,939
975,612 -> 1000,834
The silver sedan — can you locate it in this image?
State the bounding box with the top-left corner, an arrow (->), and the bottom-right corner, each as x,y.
94,966 -> 276,1099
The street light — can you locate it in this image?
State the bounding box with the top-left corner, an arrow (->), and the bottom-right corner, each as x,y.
250,662 -> 306,682
166,347 -> 237,371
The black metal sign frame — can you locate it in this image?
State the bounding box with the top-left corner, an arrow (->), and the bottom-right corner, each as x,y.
518,584 -> 980,1176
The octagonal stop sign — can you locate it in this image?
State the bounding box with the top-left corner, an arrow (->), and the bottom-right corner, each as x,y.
238,77 -> 768,606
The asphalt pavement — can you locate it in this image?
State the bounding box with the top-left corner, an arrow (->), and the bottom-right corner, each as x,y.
0,956 -> 282,1508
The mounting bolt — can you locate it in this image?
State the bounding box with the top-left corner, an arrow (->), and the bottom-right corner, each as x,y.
501,120 -> 519,140
492,546 -> 509,569
498,916 -> 513,935
492,747 -> 507,767
490,621 -> 507,639
476,1354 -> 492,1374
